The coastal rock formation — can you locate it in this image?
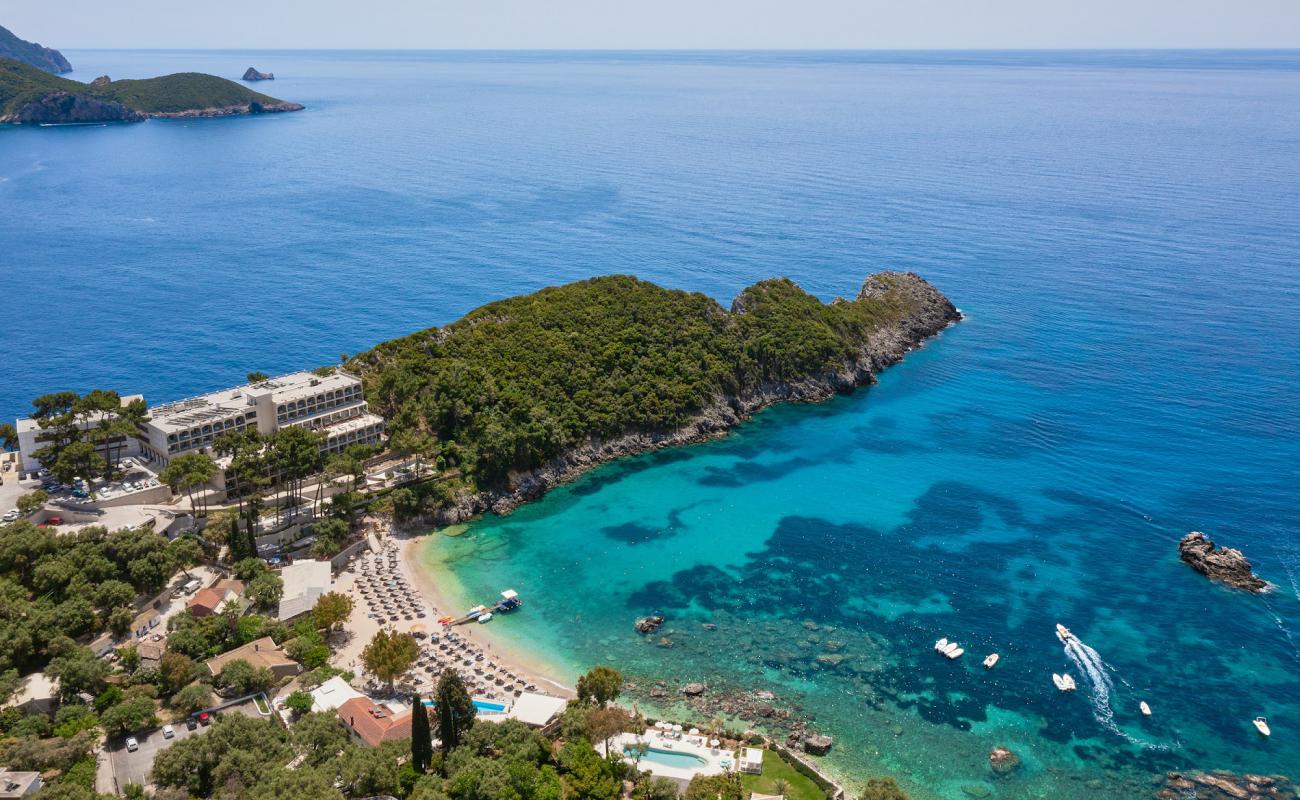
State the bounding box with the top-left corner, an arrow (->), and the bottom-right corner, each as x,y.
1179,531 -> 1267,592
635,615 -> 665,634
989,747 -> 1020,775
0,24 -> 72,73
90,75 -> 111,86
415,272 -> 961,525
1,91 -> 145,124
680,682 -> 707,697
242,67 -> 274,81
803,733 -> 833,755
1156,771 -> 1295,800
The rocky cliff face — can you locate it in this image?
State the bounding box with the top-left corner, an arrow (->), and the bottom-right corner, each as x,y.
0,91 -> 145,124
1179,531 -> 1267,592
149,100 -> 304,118
430,272 -> 960,524
242,67 -> 274,81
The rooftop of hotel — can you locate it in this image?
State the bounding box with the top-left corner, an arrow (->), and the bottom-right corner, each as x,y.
146,371 -> 361,433
15,394 -> 144,432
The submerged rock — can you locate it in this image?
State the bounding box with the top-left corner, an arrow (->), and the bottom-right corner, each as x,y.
1179,531 -> 1267,592
1158,771 -> 1296,800
989,746 -> 1020,775
803,733 -> 833,755
635,615 -> 665,634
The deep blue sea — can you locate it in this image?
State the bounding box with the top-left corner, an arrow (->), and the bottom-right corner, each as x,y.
4,50 -> 1300,799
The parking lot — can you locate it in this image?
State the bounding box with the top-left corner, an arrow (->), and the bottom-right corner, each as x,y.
104,720 -> 201,792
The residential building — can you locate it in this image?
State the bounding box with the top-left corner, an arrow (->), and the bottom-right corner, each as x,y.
186,579 -> 246,618
277,559 -> 332,621
204,637 -> 300,681
336,697 -> 411,747
508,692 -> 568,728
309,675 -> 365,714
4,673 -> 56,716
0,771 -> 42,798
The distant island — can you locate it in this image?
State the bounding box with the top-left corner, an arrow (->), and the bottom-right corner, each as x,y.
0,23 -> 71,74
0,58 -> 304,125
243,66 -> 275,81
349,272 -> 959,522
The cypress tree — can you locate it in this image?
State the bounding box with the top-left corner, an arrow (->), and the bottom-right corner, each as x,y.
228,517 -> 242,560
435,669 -> 476,754
410,692 -> 432,772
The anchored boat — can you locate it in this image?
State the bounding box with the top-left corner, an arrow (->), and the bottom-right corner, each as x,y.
984,653 -> 999,669
1254,717 -> 1271,737
1140,701 -> 1152,716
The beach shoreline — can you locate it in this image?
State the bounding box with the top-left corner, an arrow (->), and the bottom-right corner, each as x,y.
393,523 -> 577,699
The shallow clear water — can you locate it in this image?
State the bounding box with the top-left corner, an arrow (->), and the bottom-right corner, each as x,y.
4,49 -> 1300,799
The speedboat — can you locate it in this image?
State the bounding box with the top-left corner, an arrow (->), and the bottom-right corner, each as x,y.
478,612 -> 493,623
1254,717 -> 1271,737
983,654 -> 999,669
1052,673 -> 1076,692
934,638 -> 950,652
1140,701 -> 1152,716
1055,624 -> 1074,644
945,647 -> 964,660
939,641 -> 960,657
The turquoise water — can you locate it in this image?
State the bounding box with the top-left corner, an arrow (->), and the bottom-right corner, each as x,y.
628,746 -> 709,770
3,49 -> 1299,798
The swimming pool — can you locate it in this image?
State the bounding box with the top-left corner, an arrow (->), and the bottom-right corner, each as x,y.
422,698 -> 508,714
624,746 -> 708,769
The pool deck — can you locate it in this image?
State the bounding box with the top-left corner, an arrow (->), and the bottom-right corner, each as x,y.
602,730 -> 734,781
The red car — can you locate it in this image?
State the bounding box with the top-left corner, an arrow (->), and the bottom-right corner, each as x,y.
198,712 -> 211,726
46,517 -> 62,526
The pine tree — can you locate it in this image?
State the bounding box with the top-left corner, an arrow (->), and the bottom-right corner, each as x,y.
410,692 -> 432,772
435,669 -> 476,753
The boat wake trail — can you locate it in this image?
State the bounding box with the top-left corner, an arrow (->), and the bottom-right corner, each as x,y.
1264,544 -> 1300,665
1062,634 -> 1174,751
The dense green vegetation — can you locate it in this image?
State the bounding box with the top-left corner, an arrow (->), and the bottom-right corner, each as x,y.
0,57 -> 296,120
740,749 -> 830,800
353,274 -> 928,494
0,521 -> 200,672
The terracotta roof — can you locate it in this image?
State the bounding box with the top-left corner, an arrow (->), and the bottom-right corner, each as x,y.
187,579 -> 245,615
204,636 -> 298,677
337,696 -> 411,747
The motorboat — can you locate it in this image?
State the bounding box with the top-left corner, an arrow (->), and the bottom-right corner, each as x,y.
1055,624 -> 1074,644
1254,717 -> 1271,737
934,638 -> 950,652
939,641 -> 960,657
945,647 -> 964,660
478,612 -> 493,623
1052,673 -> 1077,692
1140,701 -> 1152,716
983,654 -> 999,669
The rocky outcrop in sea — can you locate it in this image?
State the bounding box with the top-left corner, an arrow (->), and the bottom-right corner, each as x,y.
1179,531 -> 1267,592
1156,771 -> 1295,800
242,67 -> 275,81
429,272 -> 961,525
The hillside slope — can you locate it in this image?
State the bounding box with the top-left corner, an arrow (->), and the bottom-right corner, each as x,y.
0,24 -> 71,73
350,272 -> 959,519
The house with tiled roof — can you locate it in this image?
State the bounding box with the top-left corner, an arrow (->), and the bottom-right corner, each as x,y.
187,579 -> 245,618
336,697 -> 411,747
203,637 -> 300,681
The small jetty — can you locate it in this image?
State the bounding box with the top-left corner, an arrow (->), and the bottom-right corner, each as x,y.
444,590 -> 522,626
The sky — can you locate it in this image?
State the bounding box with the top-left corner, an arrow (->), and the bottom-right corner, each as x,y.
5,0 -> 1300,50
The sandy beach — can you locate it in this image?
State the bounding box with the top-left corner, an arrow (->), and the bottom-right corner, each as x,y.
331,515 -> 574,701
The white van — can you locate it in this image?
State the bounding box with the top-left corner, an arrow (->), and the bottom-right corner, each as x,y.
181,578 -> 202,595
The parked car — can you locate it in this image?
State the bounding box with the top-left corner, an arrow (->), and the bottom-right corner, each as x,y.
162,724 -> 175,739
198,712 -> 211,726
125,736 -> 139,752
2,510 -> 18,522
46,517 -> 62,526
185,717 -> 198,731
